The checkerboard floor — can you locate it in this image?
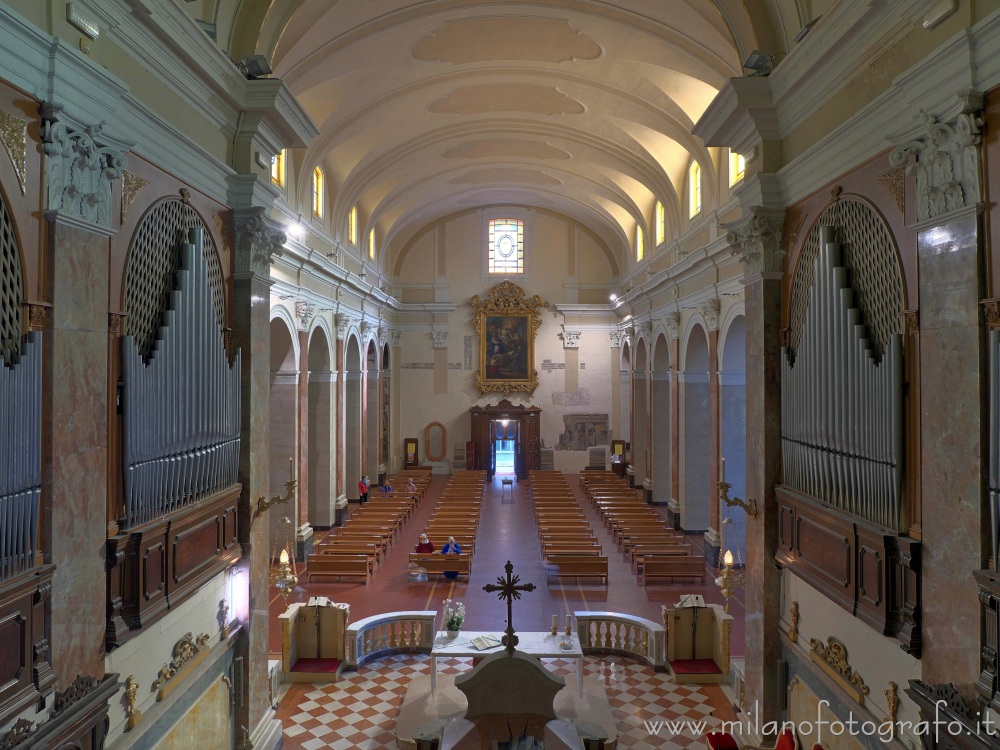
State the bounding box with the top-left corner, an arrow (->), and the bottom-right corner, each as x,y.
275,654 -> 734,749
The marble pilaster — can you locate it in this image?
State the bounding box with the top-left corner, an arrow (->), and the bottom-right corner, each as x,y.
632,369 -> 648,491
650,370 -> 672,505
296,330 -> 310,540
44,217 -> 109,685
707,328 -> 720,552
669,336 -> 681,509
335,337 -> 345,501
916,206 -> 984,687
308,370 -> 335,528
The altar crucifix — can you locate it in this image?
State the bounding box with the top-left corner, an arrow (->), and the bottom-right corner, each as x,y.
483,560 -> 536,655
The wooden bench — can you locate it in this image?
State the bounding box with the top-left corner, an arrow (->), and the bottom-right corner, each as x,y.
408,553 -> 472,578
544,554 -> 608,584
306,553 -> 370,582
642,555 -> 707,584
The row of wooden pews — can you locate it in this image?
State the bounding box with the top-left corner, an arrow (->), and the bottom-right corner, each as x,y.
306,467 -> 433,582
580,471 -> 708,585
408,470 -> 485,579
528,470 -> 608,585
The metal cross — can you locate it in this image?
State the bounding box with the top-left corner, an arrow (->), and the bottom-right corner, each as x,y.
483,560 -> 536,655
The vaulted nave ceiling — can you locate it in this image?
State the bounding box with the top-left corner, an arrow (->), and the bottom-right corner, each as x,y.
238,1 -> 803,276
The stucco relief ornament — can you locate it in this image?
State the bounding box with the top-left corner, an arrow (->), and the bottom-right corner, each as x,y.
360,320 -> 376,343
700,299 -> 721,331
890,110 -> 983,223
432,330 -> 449,348
234,209 -> 286,277
559,327 -> 581,348
0,109 -> 27,195
636,321 -> 652,342
41,105 -> 126,231
664,312 -> 681,340
295,300 -> 315,330
335,314 -> 354,340
726,209 -> 785,278
390,329 -> 402,348
609,329 -> 625,348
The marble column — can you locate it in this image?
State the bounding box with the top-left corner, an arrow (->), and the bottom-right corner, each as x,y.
296,329 -> 312,558
727,208 -> 784,726
706,317 -> 721,565
891,108 -> 985,687
335,329 -> 347,524
43,214 -> 112,686
609,330 -> 624,442
632,368 -> 648,493
232,208 -> 286,749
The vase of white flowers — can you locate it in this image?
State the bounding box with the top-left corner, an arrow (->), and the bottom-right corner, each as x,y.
442,598 -> 465,638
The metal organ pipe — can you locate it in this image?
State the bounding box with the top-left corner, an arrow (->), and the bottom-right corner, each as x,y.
0,332 -> 42,580
781,225 -> 904,531
121,228 -> 241,529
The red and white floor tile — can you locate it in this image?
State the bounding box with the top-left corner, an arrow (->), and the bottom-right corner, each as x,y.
276,653 -> 733,749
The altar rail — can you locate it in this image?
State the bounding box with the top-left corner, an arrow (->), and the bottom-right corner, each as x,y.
345,611 -> 436,669
575,611 -> 666,670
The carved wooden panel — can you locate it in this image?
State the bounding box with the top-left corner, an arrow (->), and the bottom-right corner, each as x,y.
12,673 -> 118,750
0,565 -> 54,729
105,485 -> 241,650
776,486 -> 920,655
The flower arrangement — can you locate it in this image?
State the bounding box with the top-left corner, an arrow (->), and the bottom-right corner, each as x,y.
442,599 -> 465,631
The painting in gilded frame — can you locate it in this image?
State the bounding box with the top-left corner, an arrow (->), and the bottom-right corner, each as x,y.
470,281 -> 545,397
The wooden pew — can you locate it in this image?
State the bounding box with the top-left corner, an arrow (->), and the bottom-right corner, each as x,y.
305,553 -> 370,582
544,554 -> 608,584
408,553 -> 472,578
642,555 -> 707,584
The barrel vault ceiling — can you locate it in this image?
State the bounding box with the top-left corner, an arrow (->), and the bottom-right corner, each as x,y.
226,1 -> 811,278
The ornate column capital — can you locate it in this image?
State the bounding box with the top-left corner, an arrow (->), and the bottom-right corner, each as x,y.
700,298 -> 721,331
360,320 -> 376,342
725,207 -> 785,281
663,312 -> 681,341
559,327 -> 581,349
41,103 -> 126,235
890,108 -> 983,225
390,329 -> 402,348
431,330 -> 449,348
295,301 -> 314,331
233,207 -> 286,278
609,329 -> 625,348
335,314 -> 355,341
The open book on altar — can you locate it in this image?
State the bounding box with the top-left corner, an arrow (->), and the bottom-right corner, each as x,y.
470,635 -> 502,651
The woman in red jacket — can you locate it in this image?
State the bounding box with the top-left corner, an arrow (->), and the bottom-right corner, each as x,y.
358,475 -> 369,503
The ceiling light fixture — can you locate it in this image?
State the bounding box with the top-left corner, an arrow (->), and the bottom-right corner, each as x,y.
609,293 -> 617,302
239,55 -> 272,80
742,50 -> 774,77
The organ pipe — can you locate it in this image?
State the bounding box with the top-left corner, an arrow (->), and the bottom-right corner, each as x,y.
781,226 -> 904,530
0,332 -> 42,581
121,228 -> 241,529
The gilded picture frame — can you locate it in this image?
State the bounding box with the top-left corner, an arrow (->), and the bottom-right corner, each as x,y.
470,281 -> 545,397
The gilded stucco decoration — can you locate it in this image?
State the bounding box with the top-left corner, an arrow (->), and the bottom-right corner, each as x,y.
152,632 -> 211,700
120,170 -> 149,224
0,110 -> 27,195
875,167 -> 905,216
470,281 -> 545,397
808,636 -> 869,703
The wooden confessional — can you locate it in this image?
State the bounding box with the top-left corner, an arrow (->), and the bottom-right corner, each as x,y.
467,400 -> 540,480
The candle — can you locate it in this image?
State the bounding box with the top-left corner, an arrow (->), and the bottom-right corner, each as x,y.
565,615 -> 572,635
289,456 -> 294,481
551,614 -> 558,634
721,457 -> 725,484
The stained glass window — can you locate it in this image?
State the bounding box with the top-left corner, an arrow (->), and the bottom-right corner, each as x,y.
655,201 -> 665,246
369,228 -> 375,259
271,149 -> 284,187
349,206 -> 357,245
636,225 -> 644,262
312,167 -> 324,218
488,218 -> 524,274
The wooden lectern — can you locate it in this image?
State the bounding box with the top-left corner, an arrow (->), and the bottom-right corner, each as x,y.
279,597 -> 350,682
663,597 -> 731,683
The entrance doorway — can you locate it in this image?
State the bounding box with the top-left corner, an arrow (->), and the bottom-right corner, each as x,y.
492,419 -> 518,476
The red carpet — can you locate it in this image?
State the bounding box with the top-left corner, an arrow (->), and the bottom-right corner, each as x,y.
290,658 -> 342,674
671,658 -> 721,675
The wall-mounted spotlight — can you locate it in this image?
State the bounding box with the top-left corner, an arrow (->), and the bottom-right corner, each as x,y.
239,55 -> 272,80
609,293 -> 618,302
742,50 -> 774,77
286,213 -> 304,240
793,16 -> 821,43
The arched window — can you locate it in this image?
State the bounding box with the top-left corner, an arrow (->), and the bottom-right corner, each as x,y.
688,161 -> 702,218
271,149 -> 285,188
488,218 -> 524,274
636,225 -> 645,263
655,200 -> 665,246
729,150 -> 746,187
368,228 -> 375,260
348,206 -> 358,246
312,167 -> 324,218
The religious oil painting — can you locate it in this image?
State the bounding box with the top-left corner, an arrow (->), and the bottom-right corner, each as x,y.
470,281 -> 545,397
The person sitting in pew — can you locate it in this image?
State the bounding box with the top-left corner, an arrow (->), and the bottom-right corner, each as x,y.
415,533 -> 434,553
381,479 -> 394,493
406,477 -> 416,498
441,536 -> 462,580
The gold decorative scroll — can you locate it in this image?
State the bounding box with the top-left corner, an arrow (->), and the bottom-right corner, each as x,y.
875,167 -> 905,216
121,170 -> 150,224
0,110 -> 27,195
809,636 -> 869,704
470,281 -> 545,397
152,632 -> 211,700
